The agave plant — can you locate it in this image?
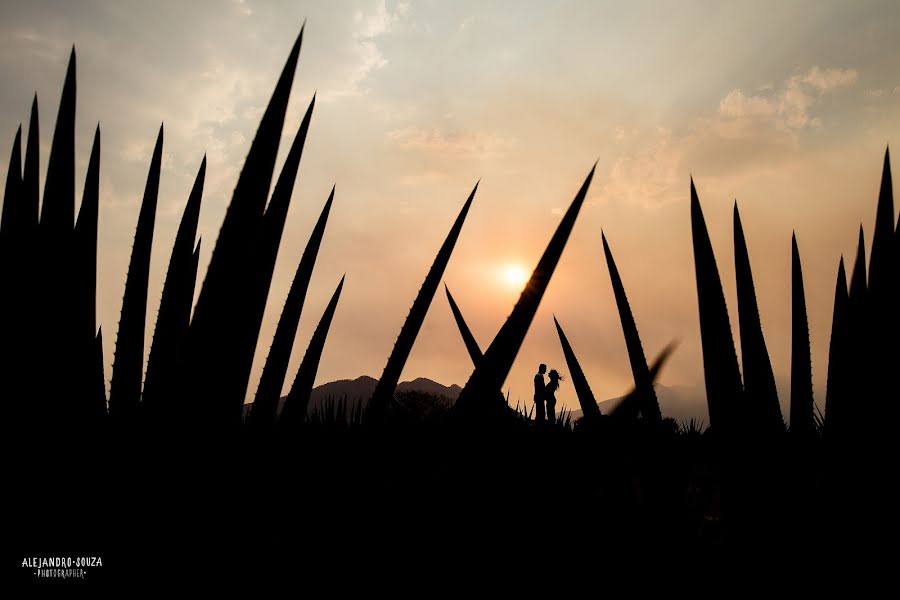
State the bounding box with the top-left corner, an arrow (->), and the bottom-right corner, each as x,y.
367,183 -> 478,418
824,257 -> 849,436
183,27 -> 306,429
249,188 -> 334,431
142,157 -> 206,420
790,233 -> 814,437
552,316 -> 601,421
279,275 -> 345,430
601,231 -> 661,421
733,203 -> 782,433
455,164 -> 596,414
109,125 -> 163,421
689,179 -> 743,433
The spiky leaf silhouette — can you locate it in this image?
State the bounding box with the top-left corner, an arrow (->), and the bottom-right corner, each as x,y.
280,276 -> 345,429
23,95 -> 40,233
824,258 -> 849,436
601,231 -> 660,421
142,156 -> 206,415
840,227 -> 868,437
869,148 -> 893,294
91,327 -> 107,420
39,48 -> 76,235
0,128 -> 23,408
553,316 -> 600,420
35,53 -> 78,421
185,28 -> 304,428
250,186 -> 333,431
445,284 -> 483,364
610,342 -> 677,419
790,233 -> 814,437
368,183 -> 478,416
109,125 -> 163,420
733,203 -> 782,432
0,127 -> 22,253
73,127 -> 102,418
231,96 -> 316,419
456,165 -> 595,413
690,179 -> 742,431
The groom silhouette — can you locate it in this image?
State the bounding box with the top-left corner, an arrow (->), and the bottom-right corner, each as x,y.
534,364 -> 547,422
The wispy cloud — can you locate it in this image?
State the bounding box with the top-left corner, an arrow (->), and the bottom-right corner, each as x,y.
387,127 -> 515,159
598,66 -> 860,208
321,0 -> 411,102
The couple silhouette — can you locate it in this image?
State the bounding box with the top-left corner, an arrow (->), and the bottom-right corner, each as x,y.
533,364 -> 563,424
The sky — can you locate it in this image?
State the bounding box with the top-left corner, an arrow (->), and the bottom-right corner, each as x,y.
1,0 -> 898,421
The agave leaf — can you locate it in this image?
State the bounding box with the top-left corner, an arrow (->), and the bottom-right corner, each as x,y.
733,203 -> 782,432
0,126 -> 23,244
602,231 -> 660,421
690,179 -> 742,432
39,48 -> 76,234
232,96 -> 317,418
250,186 -> 333,430
142,156 -> 206,415
869,147 -> 893,294
369,183 -> 478,416
444,284 -> 483,364
280,275 -> 345,429
609,342 -> 677,419
553,316 -> 600,420
185,28 -> 305,428
72,127 -> 101,419
790,233 -> 814,437
109,125 -> 163,420
824,257 -> 849,435
23,95 -> 40,233
456,165 -> 595,413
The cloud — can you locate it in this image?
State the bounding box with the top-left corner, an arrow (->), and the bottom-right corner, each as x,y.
387,127 -> 515,159
797,66 -> 858,92
597,65 -> 859,207
321,0 -> 410,102
717,66 -> 857,133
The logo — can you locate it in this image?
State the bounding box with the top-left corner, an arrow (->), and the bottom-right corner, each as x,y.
22,556 -> 103,580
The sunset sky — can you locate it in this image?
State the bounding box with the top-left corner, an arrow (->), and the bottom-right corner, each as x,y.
1,0 -> 898,420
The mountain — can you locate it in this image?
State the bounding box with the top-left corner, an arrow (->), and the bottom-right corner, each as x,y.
241,376 -> 462,419
241,377 -> 706,425
568,384 -> 708,426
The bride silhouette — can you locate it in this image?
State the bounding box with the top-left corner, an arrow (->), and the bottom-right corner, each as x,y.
545,369 -> 564,424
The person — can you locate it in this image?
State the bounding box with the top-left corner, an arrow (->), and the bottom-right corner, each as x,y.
533,364 -> 547,422
545,369 -> 563,424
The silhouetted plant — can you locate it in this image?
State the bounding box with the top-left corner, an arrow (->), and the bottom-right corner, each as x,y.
824,258 -> 848,437
690,179 -> 742,433
601,231 -> 660,421
552,316 -> 601,420
231,95 -> 317,423
250,187 -> 334,431
142,157 -> 206,419
609,342 -> 676,420
73,127 -> 105,420
368,183 -> 478,417
444,284 -> 483,364
790,233 -> 814,437
455,164 -> 595,414
109,125 -> 163,421
280,275 -> 345,430
733,203 -> 782,433
35,49 -> 77,422
184,27 -> 305,429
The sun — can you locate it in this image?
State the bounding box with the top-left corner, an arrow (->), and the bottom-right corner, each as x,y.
502,264 -> 529,289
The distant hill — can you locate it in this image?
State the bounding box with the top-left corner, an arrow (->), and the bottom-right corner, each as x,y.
241,375 -> 462,418
242,378 -> 706,425
568,384 -> 708,426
